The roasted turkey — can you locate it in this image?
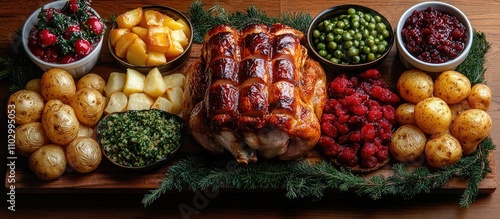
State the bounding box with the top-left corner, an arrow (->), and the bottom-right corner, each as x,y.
183,23 -> 327,164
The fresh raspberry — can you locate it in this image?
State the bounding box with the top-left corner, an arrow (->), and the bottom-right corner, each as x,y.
361,123 -> 376,140
361,142 -> 378,160
362,156 -> 378,168
321,113 -> 336,123
338,114 -> 350,124
359,69 -> 381,80
345,93 -> 362,107
351,104 -> 368,116
349,131 -> 362,142
338,147 -> 356,164
375,146 -> 390,161
329,74 -> 349,95
372,85 -> 401,104
321,121 -> 338,138
367,110 -> 383,122
382,105 -> 396,124
337,123 -> 350,135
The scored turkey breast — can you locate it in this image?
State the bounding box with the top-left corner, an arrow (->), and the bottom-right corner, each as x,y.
183,23 -> 327,164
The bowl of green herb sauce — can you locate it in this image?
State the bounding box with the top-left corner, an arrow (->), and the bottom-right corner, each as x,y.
97,109 -> 185,171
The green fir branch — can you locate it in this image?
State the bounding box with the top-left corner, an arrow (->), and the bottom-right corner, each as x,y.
455,31 -> 491,84
187,1 -> 312,43
0,29 -> 40,92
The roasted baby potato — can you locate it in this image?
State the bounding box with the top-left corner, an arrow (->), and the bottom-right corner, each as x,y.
76,73 -> 106,94
40,68 -> 76,103
29,144 -> 67,180
25,78 -> 41,94
450,109 -> 492,155
433,70 -> 471,104
66,137 -> 102,173
69,87 -> 106,127
425,133 -> 462,168
396,69 -> 434,104
395,103 -> 416,125
42,99 -> 80,145
414,97 -> 452,135
390,125 -> 427,164
7,90 -> 45,125
15,122 -> 49,157
467,83 -> 492,111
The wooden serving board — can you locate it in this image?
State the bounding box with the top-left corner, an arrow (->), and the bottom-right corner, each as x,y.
5,44 -> 497,194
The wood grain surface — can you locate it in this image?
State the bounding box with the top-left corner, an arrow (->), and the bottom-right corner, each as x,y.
1,0 -> 499,218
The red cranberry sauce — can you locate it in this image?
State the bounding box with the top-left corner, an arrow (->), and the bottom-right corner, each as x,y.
401,7 -> 467,63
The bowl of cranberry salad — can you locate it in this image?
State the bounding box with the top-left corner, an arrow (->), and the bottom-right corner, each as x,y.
22,0 -> 105,78
396,1 -> 473,73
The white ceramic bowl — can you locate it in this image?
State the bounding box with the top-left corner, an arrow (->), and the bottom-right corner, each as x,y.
396,1 -> 473,73
22,1 -> 104,78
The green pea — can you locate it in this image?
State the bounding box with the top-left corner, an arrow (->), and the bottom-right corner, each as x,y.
317,42 -> 326,51
354,32 -> 363,41
371,44 -> 378,53
347,47 -> 359,57
366,38 -> 375,46
333,28 -> 344,35
336,21 -> 345,29
347,8 -> 356,15
344,40 -> 353,49
328,41 -> 338,50
325,54 -> 332,60
363,46 -> 371,54
326,33 -> 335,42
374,15 -> 382,23
334,35 -> 343,42
352,55 -> 361,64
382,29 -> 390,38
325,23 -> 335,32
334,50 -> 343,58
378,44 -> 386,53
376,22 -> 386,33
367,53 -> 375,61
330,57 -> 340,64
313,29 -> 321,38
367,23 -> 376,31
342,32 -> 352,41
318,49 -> 327,57
351,20 -> 360,29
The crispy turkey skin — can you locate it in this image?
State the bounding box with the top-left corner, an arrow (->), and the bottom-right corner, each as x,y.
183,24 -> 327,163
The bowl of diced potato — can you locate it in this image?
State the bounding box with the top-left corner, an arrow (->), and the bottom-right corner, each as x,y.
108,6 -> 193,74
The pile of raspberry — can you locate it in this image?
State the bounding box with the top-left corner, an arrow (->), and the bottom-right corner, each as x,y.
318,69 -> 400,171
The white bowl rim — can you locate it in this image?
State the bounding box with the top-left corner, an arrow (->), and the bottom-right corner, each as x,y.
22,1 -> 104,68
396,1 -> 473,68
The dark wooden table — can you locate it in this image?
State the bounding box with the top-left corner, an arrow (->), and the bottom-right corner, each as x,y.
1,0 -> 499,218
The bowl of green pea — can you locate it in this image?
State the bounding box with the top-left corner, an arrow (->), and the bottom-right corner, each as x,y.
307,5 -> 394,73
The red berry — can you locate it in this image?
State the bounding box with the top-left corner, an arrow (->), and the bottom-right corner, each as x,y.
382,105 -> 396,124
367,110 -> 383,122
375,146 -> 390,160
68,0 -> 79,14
87,17 -> 104,35
362,156 -> 378,168
65,25 -> 81,40
59,54 -> 77,64
37,29 -> 57,48
338,147 -> 356,164
44,47 -> 59,63
329,74 -> 349,95
361,123 -> 376,141
361,142 -> 378,160
74,38 -> 92,56
321,121 -> 338,138
359,69 -> 381,80
30,45 -> 45,59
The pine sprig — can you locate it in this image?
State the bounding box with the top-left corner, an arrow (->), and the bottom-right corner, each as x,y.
0,29 -> 40,92
187,1 -> 312,43
455,31 -> 491,84
143,139 -> 494,207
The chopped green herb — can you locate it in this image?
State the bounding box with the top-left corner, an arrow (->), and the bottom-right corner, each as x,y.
98,109 -> 183,167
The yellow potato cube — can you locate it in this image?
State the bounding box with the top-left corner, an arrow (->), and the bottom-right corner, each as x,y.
104,92 -> 128,114
165,40 -> 184,61
144,68 -> 168,98
164,86 -> 184,114
164,19 -> 184,30
126,38 -> 148,66
127,93 -> 154,111
176,19 -> 191,38
109,28 -> 131,47
131,26 -> 149,42
151,96 -> 174,112
171,29 -> 189,48
147,52 -> 167,66
163,73 -> 186,89
115,32 -> 139,58
147,26 -> 171,53
116,7 -> 143,29
123,68 -> 146,96
104,72 -> 126,97
140,10 -> 171,27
